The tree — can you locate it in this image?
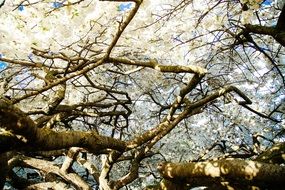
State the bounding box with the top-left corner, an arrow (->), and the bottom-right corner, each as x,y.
0,0 -> 284,189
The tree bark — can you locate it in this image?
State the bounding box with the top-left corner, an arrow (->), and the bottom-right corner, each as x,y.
157,159 -> 285,189
0,98 -> 126,154
255,142 -> 285,164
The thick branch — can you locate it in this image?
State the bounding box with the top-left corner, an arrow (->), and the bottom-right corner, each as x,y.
107,57 -> 207,76
244,24 -> 285,46
255,142 -> 285,164
25,182 -> 71,190
0,98 -> 126,153
157,159 -> 285,189
15,155 -> 92,190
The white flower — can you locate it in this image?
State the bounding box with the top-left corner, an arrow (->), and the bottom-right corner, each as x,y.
241,10 -> 253,24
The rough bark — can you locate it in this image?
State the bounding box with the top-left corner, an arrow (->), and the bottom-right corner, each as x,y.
255,142 -> 285,164
0,98 -> 126,154
157,159 -> 285,189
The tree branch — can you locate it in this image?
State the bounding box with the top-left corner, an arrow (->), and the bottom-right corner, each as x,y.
157,159 -> 285,189
0,98 -> 127,154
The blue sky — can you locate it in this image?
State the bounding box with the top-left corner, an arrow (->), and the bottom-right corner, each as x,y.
117,3 -> 132,12
0,54 -> 7,71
